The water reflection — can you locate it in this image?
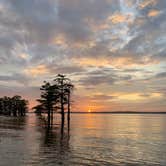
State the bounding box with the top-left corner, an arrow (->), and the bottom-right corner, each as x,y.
37,117 -> 70,148
0,116 -> 26,141
0,114 -> 166,166
0,116 -> 26,130
28,114 -> 71,166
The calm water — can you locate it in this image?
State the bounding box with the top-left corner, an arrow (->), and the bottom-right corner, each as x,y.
0,113 -> 166,166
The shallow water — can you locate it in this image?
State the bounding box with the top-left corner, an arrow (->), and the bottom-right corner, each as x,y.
0,113 -> 166,166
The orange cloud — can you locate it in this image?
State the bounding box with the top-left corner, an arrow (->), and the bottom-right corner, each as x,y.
18,53 -> 29,59
116,92 -> 162,102
108,12 -> 133,24
24,65 -> 49,76
84,17 -> 110,32
73,55 -> 158,68
53,34 -> 66,45
139,0 -> 157,9
74,57 -> 110,67
148,9 -> 161,17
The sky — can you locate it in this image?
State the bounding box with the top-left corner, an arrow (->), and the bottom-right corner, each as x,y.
0,0 -> 166,112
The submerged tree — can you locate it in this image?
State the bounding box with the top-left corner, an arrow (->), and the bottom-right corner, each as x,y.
33,104 -> 44,115
64,82 -> 74,123
53,74 -> 74,124
0,95 -> 28,116
37,81 -> 59,127
34,74 -> 74,128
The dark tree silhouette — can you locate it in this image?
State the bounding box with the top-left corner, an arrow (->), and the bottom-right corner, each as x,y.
36,81 -> 59,127
53,74 -> 74,125
0,95 -> 28,116
34,74 -> 74,128
64,83 -> 74,125
33,104 -> 44,115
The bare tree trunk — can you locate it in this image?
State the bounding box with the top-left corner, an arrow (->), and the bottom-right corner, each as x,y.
47,107 -> 51,128
51,107 -> 53,127
60,79 -> 65,126
67,92 -> 70,124
61,116 -> 64,139
61,93 -> 65,126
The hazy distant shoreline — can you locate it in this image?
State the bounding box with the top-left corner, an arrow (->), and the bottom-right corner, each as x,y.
70,111 -> 166,114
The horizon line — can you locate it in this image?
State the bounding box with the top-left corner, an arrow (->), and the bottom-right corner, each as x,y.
29,111 -> 166,114
70,111 -> 166,114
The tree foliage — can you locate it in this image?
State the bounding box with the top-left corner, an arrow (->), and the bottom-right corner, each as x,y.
34,74 -> 74,124
0,95 -> 28,116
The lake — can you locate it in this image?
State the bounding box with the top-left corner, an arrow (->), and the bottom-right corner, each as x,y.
0,113 -> 166,166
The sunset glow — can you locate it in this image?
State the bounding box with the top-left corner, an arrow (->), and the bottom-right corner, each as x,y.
0,0 -> 166,112
1,1 -> 166,166
88,109 -> 91,113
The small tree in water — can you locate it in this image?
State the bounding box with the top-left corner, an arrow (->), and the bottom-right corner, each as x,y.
37,81 -> 59,127
34,74 -> 74,127
0,95 -> 28,116
53,74 -> 74,125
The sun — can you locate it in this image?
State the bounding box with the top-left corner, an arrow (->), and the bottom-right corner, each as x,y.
88,109 -> 91,113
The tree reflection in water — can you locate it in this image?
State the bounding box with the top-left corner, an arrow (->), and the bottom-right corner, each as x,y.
35,114 -> 71,165
0,116 -> 26,131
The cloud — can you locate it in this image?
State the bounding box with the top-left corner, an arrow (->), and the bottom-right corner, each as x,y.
49,65 -> 86,74
79,75 -> 116,86
108,12 -> 133,24
78,68 -> 132,86
0,0 -> 166,111
0,73 -> 30,85
18,53 -> 29,59
89,94 -> 116,101
148,9 -> 162,17
0,0 -> 165,67
24,65 -> 49,77
155,72 -> 166,78
139,0 -> 158,9
116,92 -> 162,102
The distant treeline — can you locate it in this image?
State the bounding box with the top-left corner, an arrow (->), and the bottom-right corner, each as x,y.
0,95 -> 28,116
